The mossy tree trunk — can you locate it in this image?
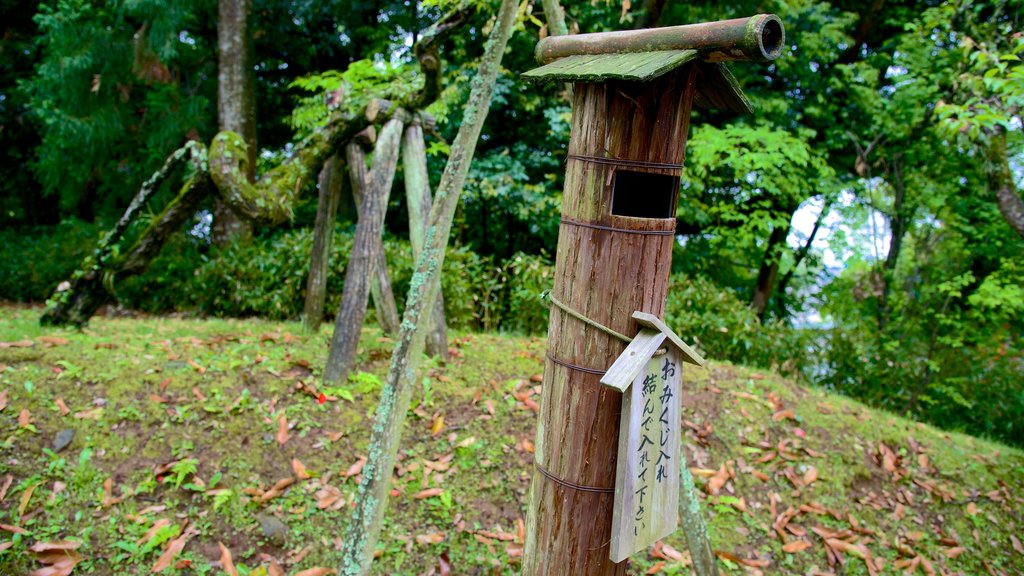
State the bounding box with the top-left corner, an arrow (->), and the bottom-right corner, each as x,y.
303,153 -> 344,332
324,115 -> 406,384
336,0 -> 518,572
41,142 -> 212,327
212,0 -> 256,245
402,116 -> 448,359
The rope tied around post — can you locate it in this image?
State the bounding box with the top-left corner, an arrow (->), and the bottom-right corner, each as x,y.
541,290 -> 633,344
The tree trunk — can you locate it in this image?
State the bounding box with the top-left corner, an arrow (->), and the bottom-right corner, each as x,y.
212,0 -> 256,245
750,222 -> 789,319
346,141 -> 402,336
402,117 -> 449,359
524,69 -> 698,576
41,142 -> 211,327
336,1 -> 517,572
989,131 -> 1024,240
541,0 -> 569,37
303,154 -> 344,332
324,117 -> 405,384
878,156 -> 911,332
775,197 -> 830,318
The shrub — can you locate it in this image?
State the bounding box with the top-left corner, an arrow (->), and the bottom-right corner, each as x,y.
664,274 -> 805,375
0,220 -> 100,302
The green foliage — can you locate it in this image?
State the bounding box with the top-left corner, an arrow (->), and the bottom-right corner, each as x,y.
0,219 -> 100,301
288,60 -> 421,137
664,274 -> 805,374
23,0 -> 215,221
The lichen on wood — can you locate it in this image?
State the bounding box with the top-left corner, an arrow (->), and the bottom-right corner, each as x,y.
336,0 -> 518,572
41,141 -> 211,328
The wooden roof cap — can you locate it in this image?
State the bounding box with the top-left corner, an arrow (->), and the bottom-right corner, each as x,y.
600,311 -> 706,392
535,14 -> 784,65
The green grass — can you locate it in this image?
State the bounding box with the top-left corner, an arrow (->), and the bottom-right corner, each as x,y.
1,304 -> 1022,574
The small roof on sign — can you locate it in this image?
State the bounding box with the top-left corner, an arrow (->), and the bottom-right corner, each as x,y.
521,55 -> 752,114
521,49 -> 698,83
600,312 -> 706,392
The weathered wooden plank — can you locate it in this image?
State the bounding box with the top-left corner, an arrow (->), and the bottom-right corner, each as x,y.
600,329 -> 667,391
609,349 -> 683,562
523,50 -> 697,84
632,311 -> 706,367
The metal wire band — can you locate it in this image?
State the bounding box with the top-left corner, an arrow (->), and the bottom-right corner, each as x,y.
546,351 -> 607,375
560,216 -> 677,237
567,154 -> 683,171
535,460 -> 615,494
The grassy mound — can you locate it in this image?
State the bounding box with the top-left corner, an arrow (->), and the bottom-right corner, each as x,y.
0,305 -> 1022,575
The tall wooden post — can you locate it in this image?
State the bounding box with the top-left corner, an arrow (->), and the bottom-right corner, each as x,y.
521,15 -> 784,574
524,69 -> 697,576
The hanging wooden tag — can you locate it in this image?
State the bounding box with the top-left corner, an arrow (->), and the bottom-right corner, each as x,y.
601,312 -> 705,563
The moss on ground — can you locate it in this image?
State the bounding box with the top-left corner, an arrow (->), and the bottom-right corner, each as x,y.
0,304 -> 1022,574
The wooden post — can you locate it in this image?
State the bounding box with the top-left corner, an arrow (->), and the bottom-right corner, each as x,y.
522,15 -> 784,574
336,1 -> 518,572
324,114 -> 405,384
402,116 -> 449,359
524,70 -> 698,576
303,153 -> 344,332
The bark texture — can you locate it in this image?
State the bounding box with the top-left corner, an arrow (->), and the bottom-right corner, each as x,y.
324,117 -> 406,384
41,142 -> 211,327
213,0 -> 256,245
402,119 -> 449,359
336,1 -> 518,572
347,142 -> 402,337
303,154 -> 344,332
989,132 -> 1024,240
750,222 -> 788,319
524,68 -> 697,575
541,0 -> 569,37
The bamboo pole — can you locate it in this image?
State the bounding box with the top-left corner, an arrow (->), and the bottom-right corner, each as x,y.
535,14 -> 784,64
336,0 -> 518,572
303,154 -> 344,332
402,117 -> 449,359
324,115 -> 405,384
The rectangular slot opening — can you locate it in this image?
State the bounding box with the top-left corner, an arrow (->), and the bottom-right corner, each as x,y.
611,170 -> 679,219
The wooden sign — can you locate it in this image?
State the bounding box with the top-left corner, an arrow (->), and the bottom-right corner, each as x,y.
601,312 -> 705,563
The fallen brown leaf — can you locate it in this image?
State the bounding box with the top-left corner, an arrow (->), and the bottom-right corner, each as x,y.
782,540 -> 812,553
19,408 -> 31,428
343,456 -> 367,480
54,397 -> 70,416
415,532 -> 445,545
0,474 -> 12,502
431,414 -> 445,436
276,412 -> 289,446
414,488 -> 444,499
804,466 -> 819,486
292,458 -> 310,480
151,525 -> 197,572
0,389 -> 7,412
28,540 -> 82,576
101,477 -> 123,508
19,483 -> 36,516
218,542 -> 238,576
